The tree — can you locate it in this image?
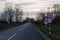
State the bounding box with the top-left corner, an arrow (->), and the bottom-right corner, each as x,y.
52,4 -> 60,25
53,4 -> 60,15
15,6 -> 19,22
3,2 -> 23,23
15,5 -> 23,22
4,2 -> 14,23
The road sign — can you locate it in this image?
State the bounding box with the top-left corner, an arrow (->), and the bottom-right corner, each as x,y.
44,13 -> 52,25
47,13 -> 52,35
44,21 -> 48,25
47,13 -> 52,24
47,13 -> 52,17
48,19 -> 52,23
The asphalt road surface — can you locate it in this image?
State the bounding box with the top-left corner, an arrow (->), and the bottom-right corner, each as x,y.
0,22 -> 45,40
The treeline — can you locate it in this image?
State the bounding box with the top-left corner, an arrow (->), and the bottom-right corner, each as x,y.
0,2 -> 23,23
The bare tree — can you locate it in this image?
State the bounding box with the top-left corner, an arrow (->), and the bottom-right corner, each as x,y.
52,4 -> 60,25
3,2 -> 23,23
15,6 -> 19,22
53,4 -> 60,15
15,5 -> 23,22
4,2 -> 14,23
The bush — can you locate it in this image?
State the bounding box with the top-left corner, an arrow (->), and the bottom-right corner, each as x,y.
52,15 -> 60,25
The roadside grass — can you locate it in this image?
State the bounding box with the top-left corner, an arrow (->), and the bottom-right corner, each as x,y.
33,23 -> 60,40
51,26 -> 60,36
50,34 -> 60,40
0,23 -> 22,31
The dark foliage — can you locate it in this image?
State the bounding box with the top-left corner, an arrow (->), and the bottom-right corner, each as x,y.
52,15 -> 60,25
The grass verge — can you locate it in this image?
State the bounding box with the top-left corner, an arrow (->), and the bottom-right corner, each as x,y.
0,23 -> 22,31
33,23 -> 60,40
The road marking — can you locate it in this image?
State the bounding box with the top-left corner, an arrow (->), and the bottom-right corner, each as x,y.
8,33 -> 16,40
8,23 -> 28,40
8,23 -> 30,40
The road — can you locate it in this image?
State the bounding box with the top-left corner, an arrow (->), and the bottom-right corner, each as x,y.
0,22 -> 45,40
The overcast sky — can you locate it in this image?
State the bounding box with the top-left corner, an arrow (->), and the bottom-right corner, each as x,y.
0,0 -> 60,12
0,0 -> 60,18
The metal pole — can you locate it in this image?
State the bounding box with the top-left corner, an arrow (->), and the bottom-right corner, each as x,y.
27,12 -> 28,17
49,23 -> 51,34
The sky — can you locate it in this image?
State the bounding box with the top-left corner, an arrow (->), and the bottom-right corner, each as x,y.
0,0 -> 60,12
0,0 -> 60,19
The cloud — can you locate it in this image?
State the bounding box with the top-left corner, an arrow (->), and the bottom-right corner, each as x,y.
16,2 -> 36,6
0,0 -> 7,1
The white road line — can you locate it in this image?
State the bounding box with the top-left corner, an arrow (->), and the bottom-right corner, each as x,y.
8,23 -> 29,40
8,24 -> 27,40
8,33 -> 16,40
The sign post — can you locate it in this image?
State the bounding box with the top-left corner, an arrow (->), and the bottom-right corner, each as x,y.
44,14 -> 48,26
47,13 -> 52,35
44,19 -> 48,25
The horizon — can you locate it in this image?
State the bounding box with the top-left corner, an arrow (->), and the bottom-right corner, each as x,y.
0,0 -> 60,19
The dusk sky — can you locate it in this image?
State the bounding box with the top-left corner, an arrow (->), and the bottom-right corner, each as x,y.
0,0 -> 60,19
0,0 -> 60,12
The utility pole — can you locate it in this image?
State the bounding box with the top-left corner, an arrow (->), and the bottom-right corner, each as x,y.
27,12 -> 28,17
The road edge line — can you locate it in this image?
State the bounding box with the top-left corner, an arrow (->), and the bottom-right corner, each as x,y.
8,33 -> 16,40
